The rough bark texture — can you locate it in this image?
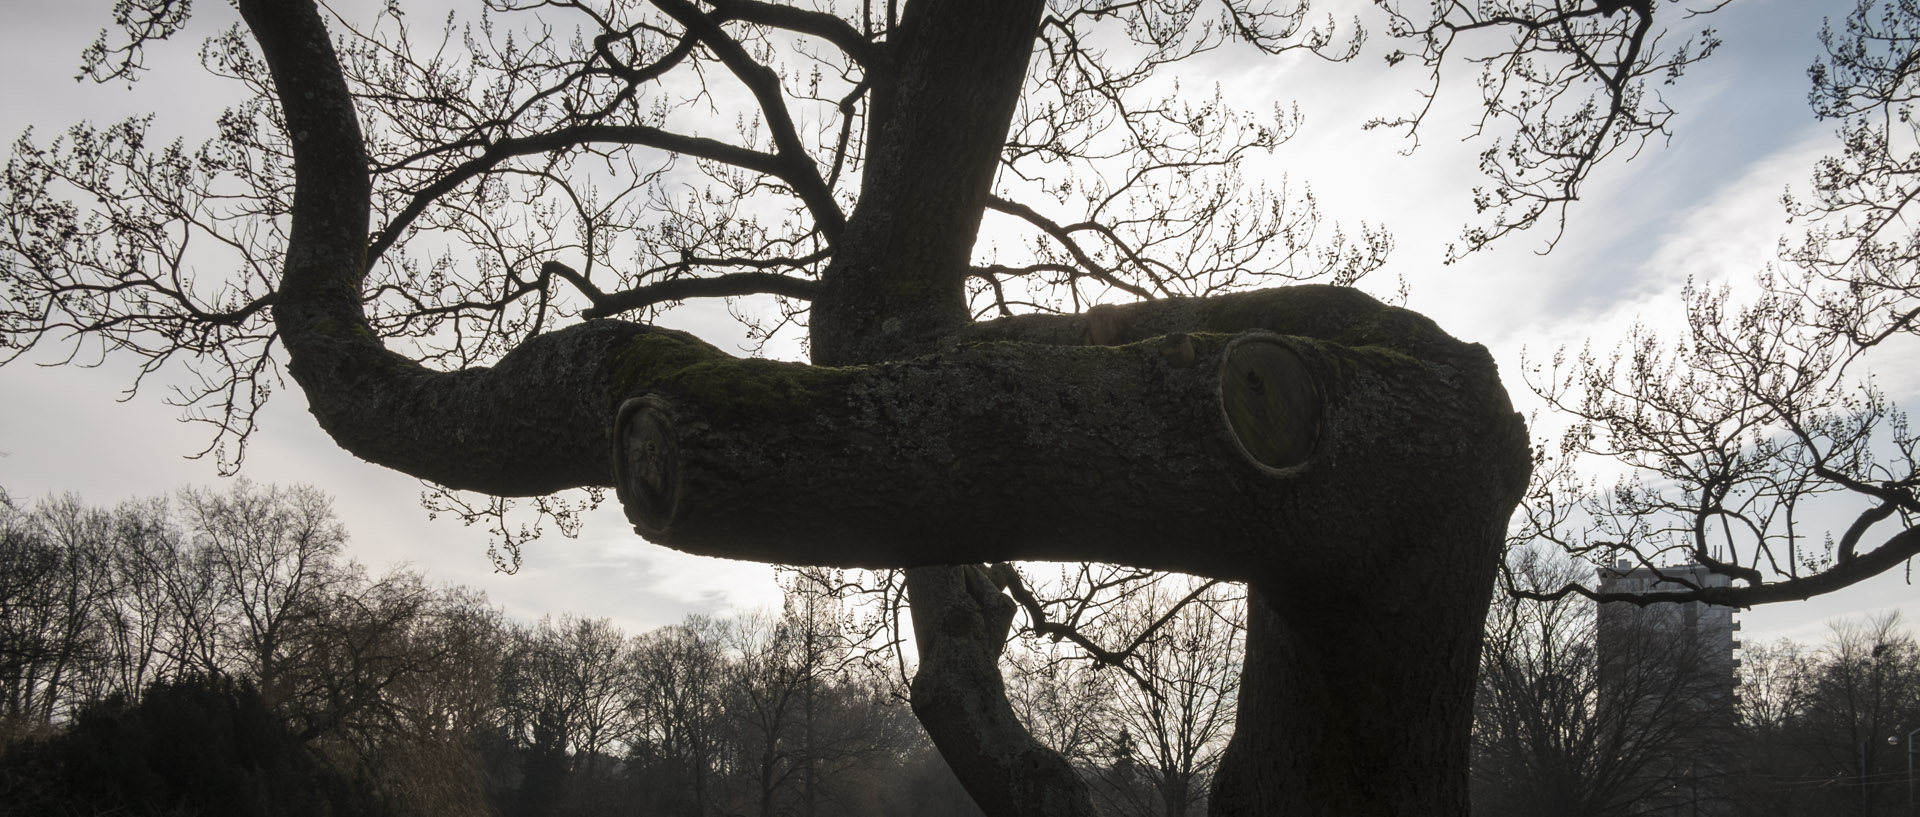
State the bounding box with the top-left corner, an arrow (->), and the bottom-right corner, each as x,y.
787,1 -> 1100,811
948,290 -> 1530,816
1212,560 -> 1502,814
809,0 -> 1047,364
600,321 -> 1522,579
906,566 -> 1098,817
965,293 -> 1528,816
240,0 -> 1531,814
611,331 -> 1337,574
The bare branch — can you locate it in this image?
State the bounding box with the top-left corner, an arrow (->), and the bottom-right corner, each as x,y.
1516,527 -> 1920,606
648,0 -> 845,239
704,0 -> 881,67
370,124 -> 816,266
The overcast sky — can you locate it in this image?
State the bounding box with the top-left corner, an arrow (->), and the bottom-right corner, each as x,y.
1,0 -> 1914,646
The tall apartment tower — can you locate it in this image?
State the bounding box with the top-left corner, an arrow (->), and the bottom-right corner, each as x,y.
1595,561 -> 1741,815
1596,561 -> 1740,673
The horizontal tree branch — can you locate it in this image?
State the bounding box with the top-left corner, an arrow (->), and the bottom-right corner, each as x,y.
576,268 -> 821,318
1517,526 -> 1920,607
608,319 -> 1526,584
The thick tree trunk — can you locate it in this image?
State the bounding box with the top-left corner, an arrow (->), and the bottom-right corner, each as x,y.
965,289 -> 1526,817
954,286 -> 1528,817
790,1 -> 1096,811
1213,570 -> 1497,814
808,0 -> 1046,364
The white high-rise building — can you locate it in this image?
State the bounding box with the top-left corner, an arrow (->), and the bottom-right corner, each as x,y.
1597,562 -> 1740,677
1596,561 -> 1741,816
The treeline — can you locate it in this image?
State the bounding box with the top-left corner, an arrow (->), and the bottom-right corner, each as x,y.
1731,615 -> 1920,817
0,482 -> 1241,817
0,482 -> 977,817
8,482 -> 1913,817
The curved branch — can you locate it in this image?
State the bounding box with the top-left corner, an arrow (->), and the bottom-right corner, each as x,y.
987,562 -> 1223,704
1837,500 -> 1900,562
987,195 -> 1156,299
369,123 -> 814,265
649,0 -> 845,239
1516,527 -> 1920,607
704,0 -> 880,67
904,565 -> 1097,817
582,270 -> 820,318
989,563 -> 1150,680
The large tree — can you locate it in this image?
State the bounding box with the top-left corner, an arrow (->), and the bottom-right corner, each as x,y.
4,0 -> 1913,815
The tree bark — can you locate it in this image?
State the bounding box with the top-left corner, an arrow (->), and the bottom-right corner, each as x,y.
604,319 -> 1522,582
1212,576 -> 1496,815
966,287 -> 1527,816
808,0 -> 1047,364
906,566 -> 1098,817
613,330 -> 1334,575
793,0 -> 1097,808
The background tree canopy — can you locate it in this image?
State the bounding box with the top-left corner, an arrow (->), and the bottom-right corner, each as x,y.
4,482 -> 1914,817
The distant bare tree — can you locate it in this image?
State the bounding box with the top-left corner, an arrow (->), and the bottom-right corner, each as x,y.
94,498 -> 187,703
1726,637 -> 1820,817
1804,614 -> 1920,816
343,583 -> 505,817
725,602 -> 881,817
1004,639 -> 1113,768
1471,547 -> 1733,817
628,614 -> 731,817
1709,614 -> 1920,817
24,496 -> 118,721
1,484 -> 358,735
1737,637 -> 1818,740
496,612 -> 641,817
0,495 -> 71,735
181,480 -> 352,705
1085,577 -> 1242,817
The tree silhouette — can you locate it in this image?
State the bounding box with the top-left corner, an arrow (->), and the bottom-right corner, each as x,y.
10,1 -> 1904,815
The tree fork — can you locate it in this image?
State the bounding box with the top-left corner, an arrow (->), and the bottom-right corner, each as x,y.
809,0 -> 1048,363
